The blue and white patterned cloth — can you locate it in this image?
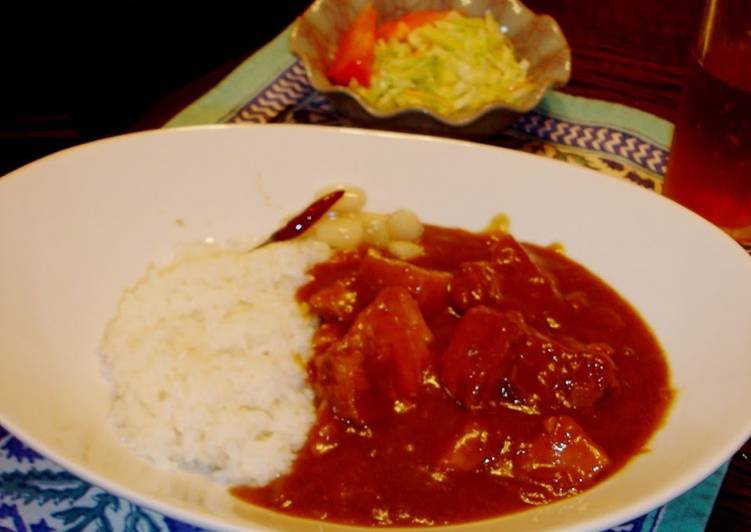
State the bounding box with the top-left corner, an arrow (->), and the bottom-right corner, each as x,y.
0,423 -> 730,531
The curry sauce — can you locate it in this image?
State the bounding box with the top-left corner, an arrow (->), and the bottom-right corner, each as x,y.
233,225 -> 672,526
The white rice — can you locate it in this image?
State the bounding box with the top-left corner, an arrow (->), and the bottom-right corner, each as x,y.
99,239 -> 331,485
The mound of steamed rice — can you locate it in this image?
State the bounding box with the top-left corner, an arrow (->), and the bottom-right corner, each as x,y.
99,239 -> 331,485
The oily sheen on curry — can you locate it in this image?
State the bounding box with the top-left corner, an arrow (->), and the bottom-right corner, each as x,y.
234,224 -> 672,526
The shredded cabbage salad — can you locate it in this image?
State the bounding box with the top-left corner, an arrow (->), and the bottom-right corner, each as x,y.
350,11 -> 532,117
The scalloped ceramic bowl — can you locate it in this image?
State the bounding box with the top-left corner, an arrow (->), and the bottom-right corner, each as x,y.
290,0 -> 571,137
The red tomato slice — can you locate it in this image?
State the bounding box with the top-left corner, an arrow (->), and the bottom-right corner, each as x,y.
326,3 -> 378,87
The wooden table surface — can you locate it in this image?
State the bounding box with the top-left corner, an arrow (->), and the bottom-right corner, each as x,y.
3,0 -> 749,529
524,0 -> 701,123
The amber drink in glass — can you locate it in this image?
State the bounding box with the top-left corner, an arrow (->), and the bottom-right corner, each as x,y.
663,0 -> 751,244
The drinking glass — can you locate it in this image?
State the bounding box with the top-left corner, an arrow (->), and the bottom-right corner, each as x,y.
662,0 -> 751,244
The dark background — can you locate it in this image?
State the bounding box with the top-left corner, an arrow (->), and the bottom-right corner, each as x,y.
1,2 -> 311,175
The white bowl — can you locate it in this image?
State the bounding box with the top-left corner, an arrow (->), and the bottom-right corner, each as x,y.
1,125 -> 750,531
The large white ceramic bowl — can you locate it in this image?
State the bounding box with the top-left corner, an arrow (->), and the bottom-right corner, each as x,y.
1,125 -> 750,531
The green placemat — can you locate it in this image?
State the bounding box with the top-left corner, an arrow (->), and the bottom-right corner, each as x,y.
168,27 -> 675,194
